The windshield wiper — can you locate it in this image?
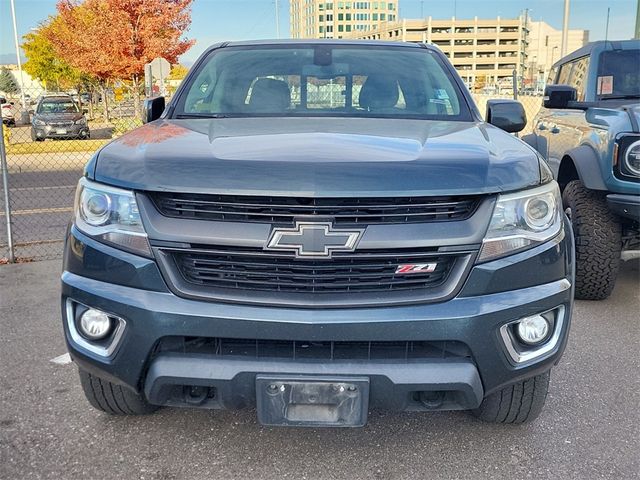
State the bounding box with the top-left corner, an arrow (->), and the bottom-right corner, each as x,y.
175,113 -> 232,119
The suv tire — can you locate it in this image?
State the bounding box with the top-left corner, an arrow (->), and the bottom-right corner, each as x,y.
79,369 -> 158,415
563,180 -> 621,300
472,371 -> 550,424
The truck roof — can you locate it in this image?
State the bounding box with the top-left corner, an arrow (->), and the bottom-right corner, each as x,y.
204,39 -> 434,55
553,39 -> 640,68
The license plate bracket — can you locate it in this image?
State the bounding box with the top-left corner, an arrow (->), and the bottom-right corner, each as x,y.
256,375 -> 369,427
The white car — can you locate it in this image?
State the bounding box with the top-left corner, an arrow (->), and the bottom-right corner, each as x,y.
0,96 -> 16,126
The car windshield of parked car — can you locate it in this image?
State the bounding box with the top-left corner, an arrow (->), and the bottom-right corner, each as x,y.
597,49 -> 640,99
37,98 -> 79,114
176,45 -> 470,120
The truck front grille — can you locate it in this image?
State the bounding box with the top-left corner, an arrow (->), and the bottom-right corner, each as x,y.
150,193 -> 480,225
169,246 -> 457,294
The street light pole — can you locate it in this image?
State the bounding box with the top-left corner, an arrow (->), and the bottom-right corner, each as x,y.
561,0 -> 570,57
9,0 -> 27,111
635,0 -> 640,39
275,0 -> 280,39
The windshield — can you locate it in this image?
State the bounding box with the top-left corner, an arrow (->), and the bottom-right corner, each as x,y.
597,49 -> 640,99
37,98 -> 79,114
175,45 -> 470,120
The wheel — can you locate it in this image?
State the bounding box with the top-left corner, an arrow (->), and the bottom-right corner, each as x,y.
562,180 -> 621,300
78,368 -> 158,415
472,371 -> 550,424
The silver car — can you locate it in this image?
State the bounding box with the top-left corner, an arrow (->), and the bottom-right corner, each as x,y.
31,95 -> 90,141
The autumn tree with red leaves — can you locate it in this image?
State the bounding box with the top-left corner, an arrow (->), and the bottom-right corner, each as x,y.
44,0 -> 194,118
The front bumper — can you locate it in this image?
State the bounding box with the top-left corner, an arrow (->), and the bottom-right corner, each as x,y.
32,124 -> 89,139
61,221 -> 574,413
607,193 -> 640,221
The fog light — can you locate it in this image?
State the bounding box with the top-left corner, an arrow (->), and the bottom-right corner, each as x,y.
79,309 -> 112,340
516,314 -> 550,345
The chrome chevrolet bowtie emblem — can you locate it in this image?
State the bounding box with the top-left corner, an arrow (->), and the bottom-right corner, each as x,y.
266,222 -> 364,258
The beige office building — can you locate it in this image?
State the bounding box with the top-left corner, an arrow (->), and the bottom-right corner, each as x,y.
527,21 -> 589,84
290,0 -> 399,39
348,16 -> 529,90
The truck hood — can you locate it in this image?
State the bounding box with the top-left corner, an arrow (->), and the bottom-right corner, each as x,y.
93,118 -> 541,196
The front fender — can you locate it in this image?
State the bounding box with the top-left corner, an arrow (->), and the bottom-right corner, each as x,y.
563,145 -> 607,191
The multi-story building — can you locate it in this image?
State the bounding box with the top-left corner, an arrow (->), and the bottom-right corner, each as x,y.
290,0 -> 399,39
528,20 -> 589,87
348,16 -> 529,91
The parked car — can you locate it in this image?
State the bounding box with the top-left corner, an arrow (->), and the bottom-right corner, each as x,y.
0,96 -> 16,126
31,94 -> 90,141
526,40 -> 640,300
62,40 -> 574,427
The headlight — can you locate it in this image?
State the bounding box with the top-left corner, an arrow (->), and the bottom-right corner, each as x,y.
623,139 -> 640,176
479,181 -> 563,262
74,178 -> 151,256
75,117 -> 87,125
33,118 -> 46,126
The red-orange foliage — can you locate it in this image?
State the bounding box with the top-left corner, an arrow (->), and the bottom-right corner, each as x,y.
45,0 -> 194,82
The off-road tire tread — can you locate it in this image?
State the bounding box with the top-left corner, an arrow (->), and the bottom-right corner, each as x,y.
472,371 -> 550,424
563,180 -> 621,300
78,369 -> 158,415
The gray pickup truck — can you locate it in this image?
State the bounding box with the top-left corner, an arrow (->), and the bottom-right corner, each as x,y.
62,40 -> 573,427
527,40 -> 640,300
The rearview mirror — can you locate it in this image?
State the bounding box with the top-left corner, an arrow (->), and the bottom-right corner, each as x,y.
142,96 -> 165,123
486,99 -> 527,133
543,85 -> 577,109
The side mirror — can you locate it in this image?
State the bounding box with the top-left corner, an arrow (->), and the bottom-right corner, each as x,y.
142,96 -> 165,123
543,85 -> 577,109
486,99 -> 527,133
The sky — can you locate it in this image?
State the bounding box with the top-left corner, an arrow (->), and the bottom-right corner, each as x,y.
0,0 -> 637,65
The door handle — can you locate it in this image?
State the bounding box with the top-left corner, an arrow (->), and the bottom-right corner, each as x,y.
550,126 -> 560,134
537,123 -> 547,131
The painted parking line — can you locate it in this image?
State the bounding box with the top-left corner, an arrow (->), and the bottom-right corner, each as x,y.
11,185 -> 76,192
0,207 -> 73,216
50,353 -> 72,365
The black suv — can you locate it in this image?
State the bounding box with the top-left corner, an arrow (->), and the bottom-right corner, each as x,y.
62,41 -> 574,427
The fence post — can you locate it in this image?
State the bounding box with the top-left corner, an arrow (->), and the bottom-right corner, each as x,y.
0,122 -> 15,263
512,69 -> 518,100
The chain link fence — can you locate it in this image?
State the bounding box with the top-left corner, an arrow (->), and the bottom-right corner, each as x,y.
0,84 -> 545,263
0,86 -> 143,262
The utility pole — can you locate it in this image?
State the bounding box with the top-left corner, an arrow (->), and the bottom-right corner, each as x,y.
635,0 -> 640,39
275,0 -> 280,39
9,0 -> 28,115
561,0 -> 570,57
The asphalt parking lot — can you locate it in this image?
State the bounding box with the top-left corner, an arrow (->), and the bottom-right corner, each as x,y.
1,260 -> 639,479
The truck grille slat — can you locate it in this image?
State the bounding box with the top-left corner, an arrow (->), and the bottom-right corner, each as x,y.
150,193 -> 480,225
169,248 -> 457,294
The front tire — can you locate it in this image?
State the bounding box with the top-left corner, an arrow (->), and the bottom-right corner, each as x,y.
562,180 -> 621,300
78,368 -> 158,415
472,371 -> 550,424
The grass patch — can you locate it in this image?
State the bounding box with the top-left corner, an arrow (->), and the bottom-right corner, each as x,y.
6,139 -> 110,155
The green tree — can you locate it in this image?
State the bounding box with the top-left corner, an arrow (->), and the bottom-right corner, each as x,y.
0,68 -> 20,96
22,29 -> 84,92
